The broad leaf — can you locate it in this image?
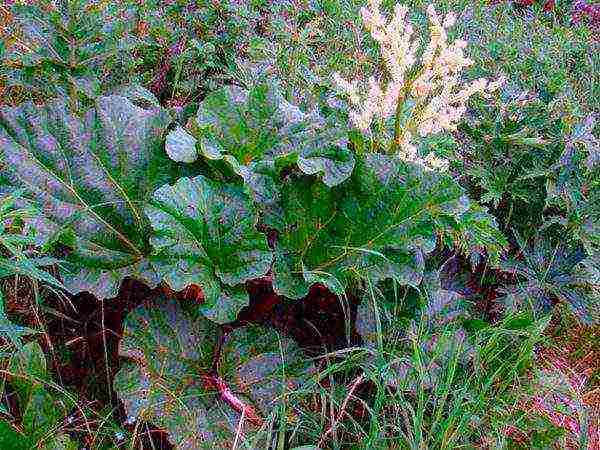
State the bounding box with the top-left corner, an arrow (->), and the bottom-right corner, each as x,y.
219,325 -> 314,415
114,296 -> 312,450
0,95 -> 179,299
145,175 -> 273,323
268,154 -> 474,299
165,82 -> 355,201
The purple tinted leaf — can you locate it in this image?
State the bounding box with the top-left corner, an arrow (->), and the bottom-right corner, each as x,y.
115,297 -> 313,449
0,96 -> 179,299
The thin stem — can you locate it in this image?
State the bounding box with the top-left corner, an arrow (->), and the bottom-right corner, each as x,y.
392,77 -> 416,153
393,86 -> 407,152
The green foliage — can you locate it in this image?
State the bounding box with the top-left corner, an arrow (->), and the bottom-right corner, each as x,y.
114,295 -> 313,449
0,342 -> 78,449
145,175 -> 272,323
167,81 -> 354,202
268,154 -> 486,299
300,274 -> 551,449
500,238 -> 600,324
0,1 -> 597,448
0,94 -> 177,299
458,93 -> 563,238
459,0 -> 599,115
546,114 -> 600,253
161,77 -> 505,301
0,191 -> 63,289
130,0 -> 271,99
0,292 -> 34,348
1,0 -> 139,102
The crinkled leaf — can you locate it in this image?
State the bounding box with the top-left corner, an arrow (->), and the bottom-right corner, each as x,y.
0,96 -> 179,299
145,175 -> 272,323
268,154 -> 474,299
113,297 -> 228,448
172,82 -> 354,201
219,325 -> 315,416
114,296 -> 313,450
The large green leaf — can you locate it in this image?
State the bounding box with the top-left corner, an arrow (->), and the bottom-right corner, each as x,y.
0,95 -> 178,299
114,296 -> 313,450
145,175 -> 273,323
165,82 -> 355,202
267,154 -> 474,299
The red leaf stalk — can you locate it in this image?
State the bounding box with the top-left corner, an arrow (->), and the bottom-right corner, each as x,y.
202,375 -> 264,427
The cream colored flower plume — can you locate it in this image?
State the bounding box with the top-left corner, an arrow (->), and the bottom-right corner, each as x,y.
333,1 -> 505,172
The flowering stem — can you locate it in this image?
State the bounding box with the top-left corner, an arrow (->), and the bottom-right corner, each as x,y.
393,78 -> 417,153
393,92 -> 404,152
393,81 -> 411,153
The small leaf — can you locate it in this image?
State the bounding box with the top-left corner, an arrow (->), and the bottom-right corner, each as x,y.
166,126 -> 198,163
5,342 -> 72,444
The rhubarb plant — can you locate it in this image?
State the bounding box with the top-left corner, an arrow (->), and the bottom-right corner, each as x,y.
0,95 -> 177,299
114,296 -> 313,449
0,1 -> 508,317
165,81 -> 355,204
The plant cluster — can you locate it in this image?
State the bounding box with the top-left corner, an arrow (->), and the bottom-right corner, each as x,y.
0,0 -> 139,104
